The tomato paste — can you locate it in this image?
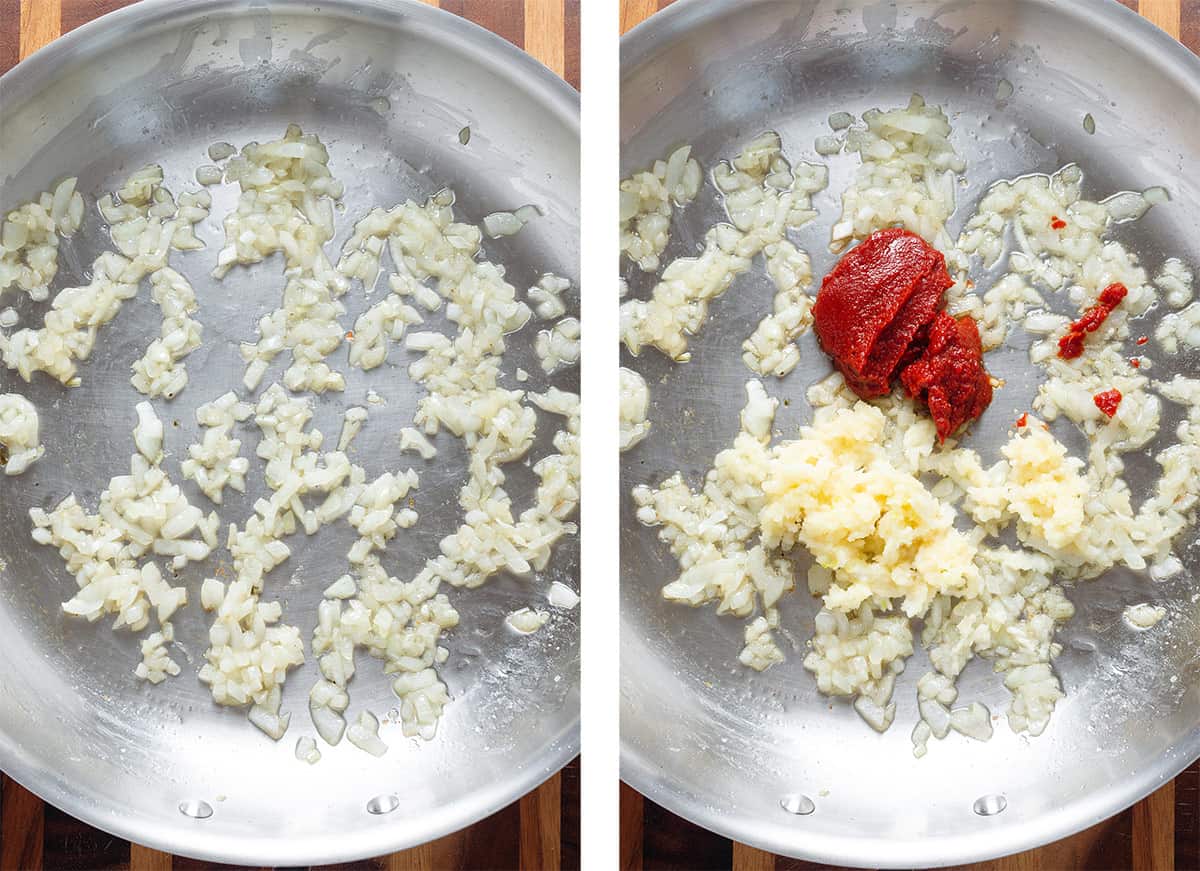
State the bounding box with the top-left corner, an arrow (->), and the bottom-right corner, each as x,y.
812,228 -> 993,439
812,228 -> 953,397
1057,283 -> 1128,360
1094,388 -> 1122,418
900,313 -> 994,442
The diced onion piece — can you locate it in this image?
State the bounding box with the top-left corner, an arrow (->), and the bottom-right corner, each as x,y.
346,710 -> 388,757
295,735 -> 321,764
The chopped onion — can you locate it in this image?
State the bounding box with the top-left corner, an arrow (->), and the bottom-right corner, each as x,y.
814,135 -> 841,156
133,402 -> 164,463
399,426 -> 438,459
506,607 -> 549,634
346,710 -> 388,757
949,703 -> 993,741
195,165 -> 223,186
295,736 -> 321,764
249,705 -> 291,741
310,701 -> 346,745
911,720 -> 932,758
828,111 -> 854,130
1143,186 -> 1169,205
548,581 -> 580,609
918,698 -> 952,739
1103,190 -> 1151,222
0,394 -> 43,475
853,696 -> 896,732
664,145 -> 690,197
482,211 -> 524,237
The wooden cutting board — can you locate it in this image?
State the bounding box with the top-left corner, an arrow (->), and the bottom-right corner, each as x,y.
0,2 -> 578,870
617,1 -> 1199,869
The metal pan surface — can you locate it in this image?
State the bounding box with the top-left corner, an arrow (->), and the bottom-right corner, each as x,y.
620,0 -> 1199,866
0,0 -> 579,864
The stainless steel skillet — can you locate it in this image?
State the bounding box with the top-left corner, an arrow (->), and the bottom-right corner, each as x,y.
0,0 -> 579,863
620,1 -> 1199,865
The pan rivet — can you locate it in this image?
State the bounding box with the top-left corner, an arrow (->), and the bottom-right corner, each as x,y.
178,799 -> 213,819
780,793 -> 815,815
367,794 -> 400,815
973,794 -> 1007,816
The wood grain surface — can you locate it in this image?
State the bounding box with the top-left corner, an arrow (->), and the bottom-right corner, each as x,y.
618,0 -> 1199,869
0,1 -> 578,870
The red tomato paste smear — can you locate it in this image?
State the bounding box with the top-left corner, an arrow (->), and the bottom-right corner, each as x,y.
1017,413 -> 1028,428
1050,216 -> 1067,230
814,228 -> 994,440
1094,388 -> 1122,418
900,313 -> 994,442
1057,282 -> 1128,360
813,228 -> 953,397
